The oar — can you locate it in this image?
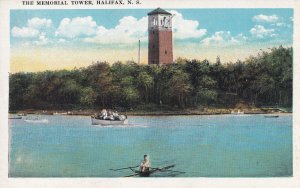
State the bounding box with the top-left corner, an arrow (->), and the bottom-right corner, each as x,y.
151,164 -> 175,171
157,169 -> 185,174
109,165 -> 139,171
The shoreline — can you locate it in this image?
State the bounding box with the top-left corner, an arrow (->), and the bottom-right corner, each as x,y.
10,108 -> 292,116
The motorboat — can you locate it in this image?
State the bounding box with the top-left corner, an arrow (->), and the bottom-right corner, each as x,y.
91,116 -> 128,125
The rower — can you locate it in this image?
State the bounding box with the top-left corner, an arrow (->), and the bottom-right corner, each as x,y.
140,154 -> 151,172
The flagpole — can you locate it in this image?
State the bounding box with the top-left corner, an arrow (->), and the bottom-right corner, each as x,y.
138,39 -> 140,64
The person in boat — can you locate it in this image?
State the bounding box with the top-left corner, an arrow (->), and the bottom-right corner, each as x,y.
99,109 -> 107,119
113,111 -> 120,120
104,109 -> 114,120
140,155 -> 151,172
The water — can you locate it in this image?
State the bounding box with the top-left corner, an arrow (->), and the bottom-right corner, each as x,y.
9,114 -> 292,177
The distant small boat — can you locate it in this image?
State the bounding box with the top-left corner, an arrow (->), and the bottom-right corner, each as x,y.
231,110 -> 244,115
17,113 -> 27,116
53,112 -> 68,115
264,115 -> 279,118
91,116 -> 128,125
9,117 -> 22,119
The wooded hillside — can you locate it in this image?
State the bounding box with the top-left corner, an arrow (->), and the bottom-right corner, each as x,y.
9,46 -> 292,111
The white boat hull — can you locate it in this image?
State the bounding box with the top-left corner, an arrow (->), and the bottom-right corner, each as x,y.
91,117 -> 128,125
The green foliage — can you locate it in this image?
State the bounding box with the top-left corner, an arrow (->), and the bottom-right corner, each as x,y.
80,87 -> 97,107
9,46 -> 293,111
165,69 -> 192,107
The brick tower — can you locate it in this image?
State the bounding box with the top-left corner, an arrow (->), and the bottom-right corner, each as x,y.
148,8 -> 173,65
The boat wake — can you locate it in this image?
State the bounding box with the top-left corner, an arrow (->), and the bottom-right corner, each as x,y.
224,114 -> 253,117
24,119 -> 49,123
93,124 -> 148,128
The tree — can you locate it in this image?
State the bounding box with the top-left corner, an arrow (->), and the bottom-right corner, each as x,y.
90,62 -> 119,107
165,69 -> 192,107
8,46 -> 293,111
9,73 -> 32,110
119,76 -> 140,108
80,87 -> 97,107
137,71 -> 153,102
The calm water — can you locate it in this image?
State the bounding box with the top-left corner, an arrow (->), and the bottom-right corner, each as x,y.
9,114 -> 292,177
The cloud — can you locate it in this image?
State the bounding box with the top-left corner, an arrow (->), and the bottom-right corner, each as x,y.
252,14 -> 279,23
83,10 -> 207,45
84,16 -> 147,45
201,31 -> 247,46
33,32 -> 49,45
11,17 -> 52,38
273,22 -> 286,27
27,17 -> 52,29
58,38 -> 66,43
11,26 -> 40,38
13,11 -> 207,45
55,16 -> 98,38
168,10 -> 207,39
250,25 -> 275,38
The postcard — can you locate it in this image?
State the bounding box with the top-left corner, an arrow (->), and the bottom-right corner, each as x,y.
0,0 -> 299,187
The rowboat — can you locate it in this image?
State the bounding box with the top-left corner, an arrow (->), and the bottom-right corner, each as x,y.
110,164 -> 184,177
127,169 -> 152,177
91,116 -> 128,125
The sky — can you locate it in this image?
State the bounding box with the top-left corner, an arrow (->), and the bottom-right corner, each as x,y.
10,9 -> 293,73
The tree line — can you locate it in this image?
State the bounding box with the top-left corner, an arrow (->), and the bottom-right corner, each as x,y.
9,46 -> 292,111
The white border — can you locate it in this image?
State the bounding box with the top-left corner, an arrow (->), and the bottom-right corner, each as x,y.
0,0 -> 299,188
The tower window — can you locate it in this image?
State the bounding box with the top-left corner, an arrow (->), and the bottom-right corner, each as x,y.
165,50 -> 167,54
153,18 -> 157,26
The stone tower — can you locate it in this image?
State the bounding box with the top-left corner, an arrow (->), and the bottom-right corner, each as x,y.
148,8 -> 173,65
